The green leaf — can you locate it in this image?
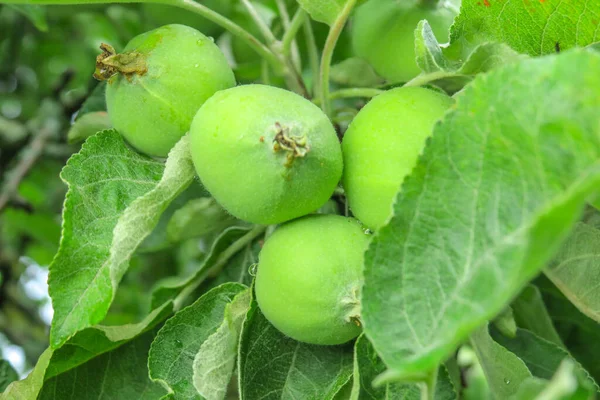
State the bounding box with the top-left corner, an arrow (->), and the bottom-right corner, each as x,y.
509,359 -> 596,400
238,302 -> 353,399
193,289 -> 251,400
148,283 -> 247,400
446,0 -> 600,60
362,50 -> 600,383
491,327 -> 596,388
470,325 -> 532,399
45,301 -> 173,379
0,360 -> 18,392
330,58 -> 385,87
350,335 -> 457,400
6,5 -> 47,31
0,349 -> 52,400
412,20 -> 524,92
545,209 -> 600,322
67,112 -> 112,144
150,226 -> 256,309
49,131 -> 195,348
39,329 -> 166,399
512,285 -> 563,347
0,302 -> 171,399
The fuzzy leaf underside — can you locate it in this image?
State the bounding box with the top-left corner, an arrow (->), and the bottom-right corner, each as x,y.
362,50 -> 600,383
49,131 -> 195,348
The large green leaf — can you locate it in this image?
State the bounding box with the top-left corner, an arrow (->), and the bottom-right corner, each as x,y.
350,335 -> 457,400
446,0 -> 600,60
238,302 -> 353,400
361,50 -> 600,384
545,208 -> 600,322
39,330 -> 165,399
45,301 -> 172,379
148,283 -> 248,400
49,131 -> 195,348
0,301 -> 172,399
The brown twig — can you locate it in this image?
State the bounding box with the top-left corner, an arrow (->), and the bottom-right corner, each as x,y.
0,126 -> 55,212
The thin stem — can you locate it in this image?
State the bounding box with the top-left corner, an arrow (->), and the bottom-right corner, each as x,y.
240,0 -> 278,45
419,368 -> 438,400
319,0 -> 358,116
303,19 -> 320,98
281,8 -> 306,58
403,71 -> 455,88
278,1 -> 303,71
175,0 -> 279,66
173,225 -> 267,310
261,60 -> 271,85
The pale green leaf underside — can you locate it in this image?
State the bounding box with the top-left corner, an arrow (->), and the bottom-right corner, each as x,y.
239,303 -> 353,400
49,132 -> 194,348
447,0 -> 600,60
193,289 -> 252,400
545,211 -> 600,322
148,283 -> 247,400
362,50 -> 600,382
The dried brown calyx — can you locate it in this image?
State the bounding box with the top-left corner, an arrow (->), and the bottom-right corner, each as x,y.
93,43 -> 148,81
272,122 -> 310,168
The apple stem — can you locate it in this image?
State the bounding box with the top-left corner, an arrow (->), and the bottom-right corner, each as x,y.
319,0 -> 358,117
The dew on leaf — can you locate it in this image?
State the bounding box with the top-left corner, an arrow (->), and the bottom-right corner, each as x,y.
248,263 -> 258,276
